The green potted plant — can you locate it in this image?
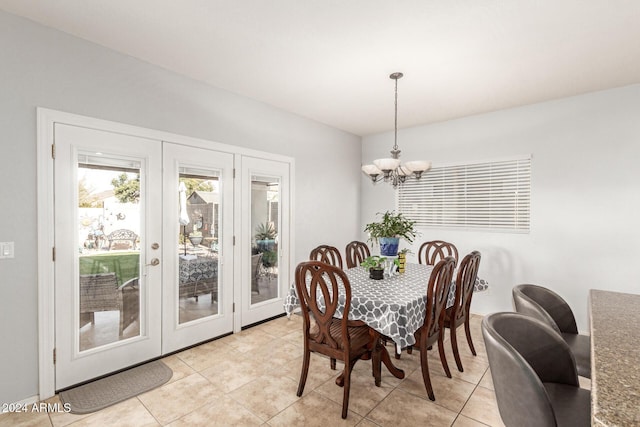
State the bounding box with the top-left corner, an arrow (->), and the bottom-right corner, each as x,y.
397,248 -> 410,273
364,211 -> 418,256
255,222 -> 277,251
361,255 -> 387,280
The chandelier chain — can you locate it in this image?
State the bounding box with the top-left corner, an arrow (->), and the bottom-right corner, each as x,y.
394,76 -> 398,152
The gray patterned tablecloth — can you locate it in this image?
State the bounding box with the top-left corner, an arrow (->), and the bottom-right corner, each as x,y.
179,256 -> 218,284
284,263 -> 488,352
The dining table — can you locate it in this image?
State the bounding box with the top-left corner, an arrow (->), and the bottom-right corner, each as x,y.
589,289 -> 640,426
283,262 -> 489,381
178,254 -> 218,300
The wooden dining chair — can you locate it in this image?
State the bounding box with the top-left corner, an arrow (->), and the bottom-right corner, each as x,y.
345,241 -> 370,268
309,245 -> 346,370
413,256 -> 456,401
309,245 -> 343,269
444,250 -> 481,372
294,261 -> 376,419
418,240 -> 459,266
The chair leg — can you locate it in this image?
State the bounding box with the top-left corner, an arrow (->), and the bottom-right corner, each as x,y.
394,344 -> 413,359
464,318 -> 476,356
330,358 -> 336,370
297,350 -> 311,397
119,314 -> 124,338
420,347 -> 435,401
437,335 -> 452,378
341,360 -> 354,419
450,326 -> 464,372
372,346 -> 382,387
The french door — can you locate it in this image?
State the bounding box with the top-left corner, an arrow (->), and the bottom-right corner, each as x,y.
50,119 -> 291,391
54,124 -> 164,389
161,143 -> 234,353
238,156 -> 290,327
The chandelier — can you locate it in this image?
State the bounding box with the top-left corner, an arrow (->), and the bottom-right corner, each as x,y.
361,72 -> 431,187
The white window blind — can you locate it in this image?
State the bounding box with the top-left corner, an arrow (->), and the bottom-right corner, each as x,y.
398,156 -> 531,232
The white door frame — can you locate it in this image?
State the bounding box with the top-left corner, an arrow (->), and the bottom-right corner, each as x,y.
37,108 -> 295,399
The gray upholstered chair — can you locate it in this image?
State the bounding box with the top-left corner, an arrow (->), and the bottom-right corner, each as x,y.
482,312 -> 590,427
512,284 -> 591,379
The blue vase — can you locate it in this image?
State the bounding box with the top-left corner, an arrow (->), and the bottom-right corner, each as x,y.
379,237 -> 400,256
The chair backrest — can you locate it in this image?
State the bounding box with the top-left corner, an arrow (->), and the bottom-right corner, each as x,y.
251,253 -> 263,286
309,245 -> 343,269
421,257 -> 456,342
345,241 -> 370,268
512,284 -> 578,334
79,272 -> 120,312
295,261 -> 352,349
119,277 -> 139,335
107,228 -> 138,250
482,312 -> 579,427
418,240 -> 459,266
451,251 -> 482,324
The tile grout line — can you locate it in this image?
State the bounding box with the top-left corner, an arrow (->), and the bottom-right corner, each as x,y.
451,365 -> 493,427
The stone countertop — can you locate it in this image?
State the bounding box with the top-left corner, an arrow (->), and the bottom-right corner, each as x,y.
590,289 -> 640,426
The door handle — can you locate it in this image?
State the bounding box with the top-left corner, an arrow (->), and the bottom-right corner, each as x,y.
147,258 -> 160,266
151,243 -> 160,250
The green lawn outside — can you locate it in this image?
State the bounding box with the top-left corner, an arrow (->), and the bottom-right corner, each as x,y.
79,252 -> 140,286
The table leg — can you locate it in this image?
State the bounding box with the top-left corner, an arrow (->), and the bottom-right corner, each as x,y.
376,336 -> 405,381
335,330 -> 404,388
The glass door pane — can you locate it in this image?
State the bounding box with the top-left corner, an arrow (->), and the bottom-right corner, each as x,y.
77,154 -> 142,351
250,175 -> 280,305
162,142 -> 234,354
177,168 -> 221,324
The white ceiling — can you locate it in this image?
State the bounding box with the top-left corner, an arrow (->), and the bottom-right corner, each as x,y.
2,1 -> 640,136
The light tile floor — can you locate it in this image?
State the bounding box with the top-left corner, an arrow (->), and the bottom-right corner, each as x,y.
1,314 -> 507,427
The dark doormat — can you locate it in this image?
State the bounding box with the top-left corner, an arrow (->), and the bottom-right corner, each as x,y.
59,360 -> 173,414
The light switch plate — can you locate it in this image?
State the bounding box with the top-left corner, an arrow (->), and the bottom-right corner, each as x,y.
0,242 -> 15,259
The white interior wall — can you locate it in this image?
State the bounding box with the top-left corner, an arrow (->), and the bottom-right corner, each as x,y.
0,11 -> 361,404
3,6 -> 638,406
362,84 -> 640,334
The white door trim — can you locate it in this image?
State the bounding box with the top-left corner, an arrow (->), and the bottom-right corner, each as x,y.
37,108 -> 294,399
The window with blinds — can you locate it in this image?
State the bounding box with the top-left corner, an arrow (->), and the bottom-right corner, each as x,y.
398,156 -> 531,232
